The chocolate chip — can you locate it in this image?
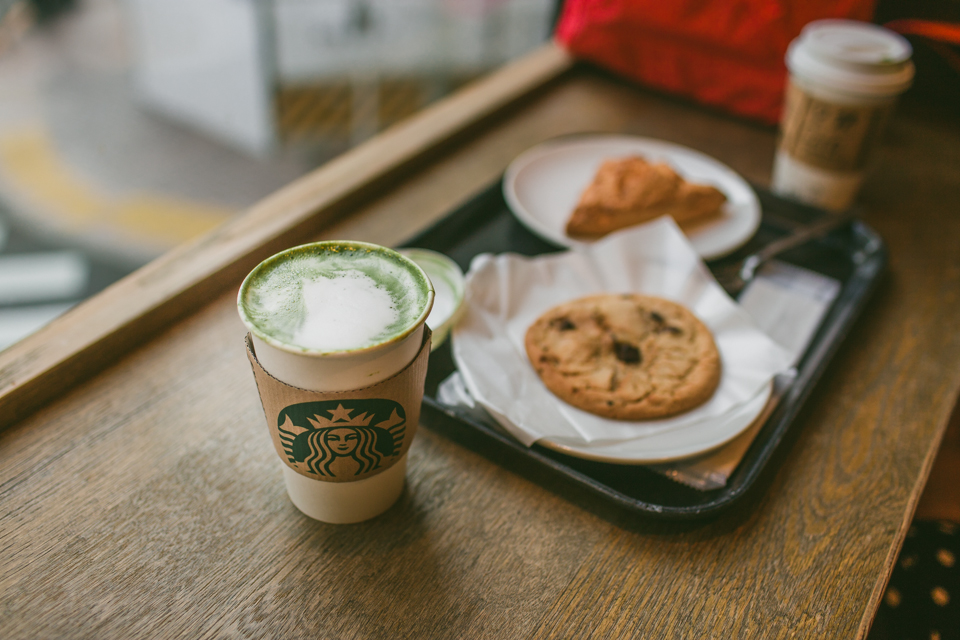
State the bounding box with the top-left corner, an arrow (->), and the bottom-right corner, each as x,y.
613,340 -> 641,364
650,311 -> 665,324
550,317 -> 576,331
655,325 -> 683,335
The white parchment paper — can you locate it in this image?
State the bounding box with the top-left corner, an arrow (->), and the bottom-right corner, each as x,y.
451,217 -> 794,452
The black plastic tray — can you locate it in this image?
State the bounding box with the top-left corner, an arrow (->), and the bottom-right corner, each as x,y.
403,180 -> 886,522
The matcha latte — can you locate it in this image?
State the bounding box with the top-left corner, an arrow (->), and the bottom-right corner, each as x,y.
239,242 -> 434,354
239,241 -> 435,524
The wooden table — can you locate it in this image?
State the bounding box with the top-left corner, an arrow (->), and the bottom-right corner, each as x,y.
2,44 -> 959,639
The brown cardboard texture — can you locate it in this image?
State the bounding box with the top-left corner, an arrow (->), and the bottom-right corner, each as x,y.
779,82 -> 893,172
246,328 -> 431,483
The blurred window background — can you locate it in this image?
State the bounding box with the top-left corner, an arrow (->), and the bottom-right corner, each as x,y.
0,0 -> 556,351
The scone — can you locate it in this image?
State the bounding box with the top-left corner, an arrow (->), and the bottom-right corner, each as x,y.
524,294 -> 721,420
565,156 -> 726,239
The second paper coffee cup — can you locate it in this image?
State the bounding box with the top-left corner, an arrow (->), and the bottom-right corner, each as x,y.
772,20 -> 914,211
239,241 -> 434,523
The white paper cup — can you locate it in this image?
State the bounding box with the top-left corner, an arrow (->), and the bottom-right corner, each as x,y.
772,20 -> 914,211
239,241 -> 434,524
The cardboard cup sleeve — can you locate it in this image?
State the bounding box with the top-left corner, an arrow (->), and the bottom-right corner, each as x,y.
246,327 -> 432,483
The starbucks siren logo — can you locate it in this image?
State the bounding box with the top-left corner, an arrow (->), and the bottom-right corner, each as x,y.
277,399 -> 405,479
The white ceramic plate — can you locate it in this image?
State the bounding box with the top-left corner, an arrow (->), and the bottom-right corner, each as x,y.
536,381 -> 772,464
451,219 -> 794,465
503,135 -> 762,260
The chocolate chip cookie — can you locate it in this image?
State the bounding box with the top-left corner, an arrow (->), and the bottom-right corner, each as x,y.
524,294 -> 721,420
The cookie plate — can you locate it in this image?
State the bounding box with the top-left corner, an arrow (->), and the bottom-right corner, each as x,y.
535,381 -> 772,464
503,135 -> 762,260
450,219 -> 793,465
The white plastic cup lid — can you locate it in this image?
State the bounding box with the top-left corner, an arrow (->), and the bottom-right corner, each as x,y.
787,19 -> 915,97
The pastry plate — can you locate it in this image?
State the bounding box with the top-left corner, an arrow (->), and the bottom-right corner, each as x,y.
503,135 -> 762,260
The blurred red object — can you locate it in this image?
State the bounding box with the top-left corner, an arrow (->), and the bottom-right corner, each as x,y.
555,0 -> 877,124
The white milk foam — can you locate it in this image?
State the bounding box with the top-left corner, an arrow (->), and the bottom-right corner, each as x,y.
243,248 -> 429,352
293,271 -> 398,350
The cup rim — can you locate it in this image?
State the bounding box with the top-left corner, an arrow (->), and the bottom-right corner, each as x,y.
787,20 -> 914,97
238,240 -> 435,357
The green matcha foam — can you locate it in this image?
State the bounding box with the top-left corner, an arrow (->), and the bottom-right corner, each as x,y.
239,242 -> 433,353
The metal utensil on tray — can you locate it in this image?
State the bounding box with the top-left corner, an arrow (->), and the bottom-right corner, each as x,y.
712,209 -> 857,297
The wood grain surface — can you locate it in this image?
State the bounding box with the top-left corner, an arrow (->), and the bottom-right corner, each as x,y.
2,46 -> 959,639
